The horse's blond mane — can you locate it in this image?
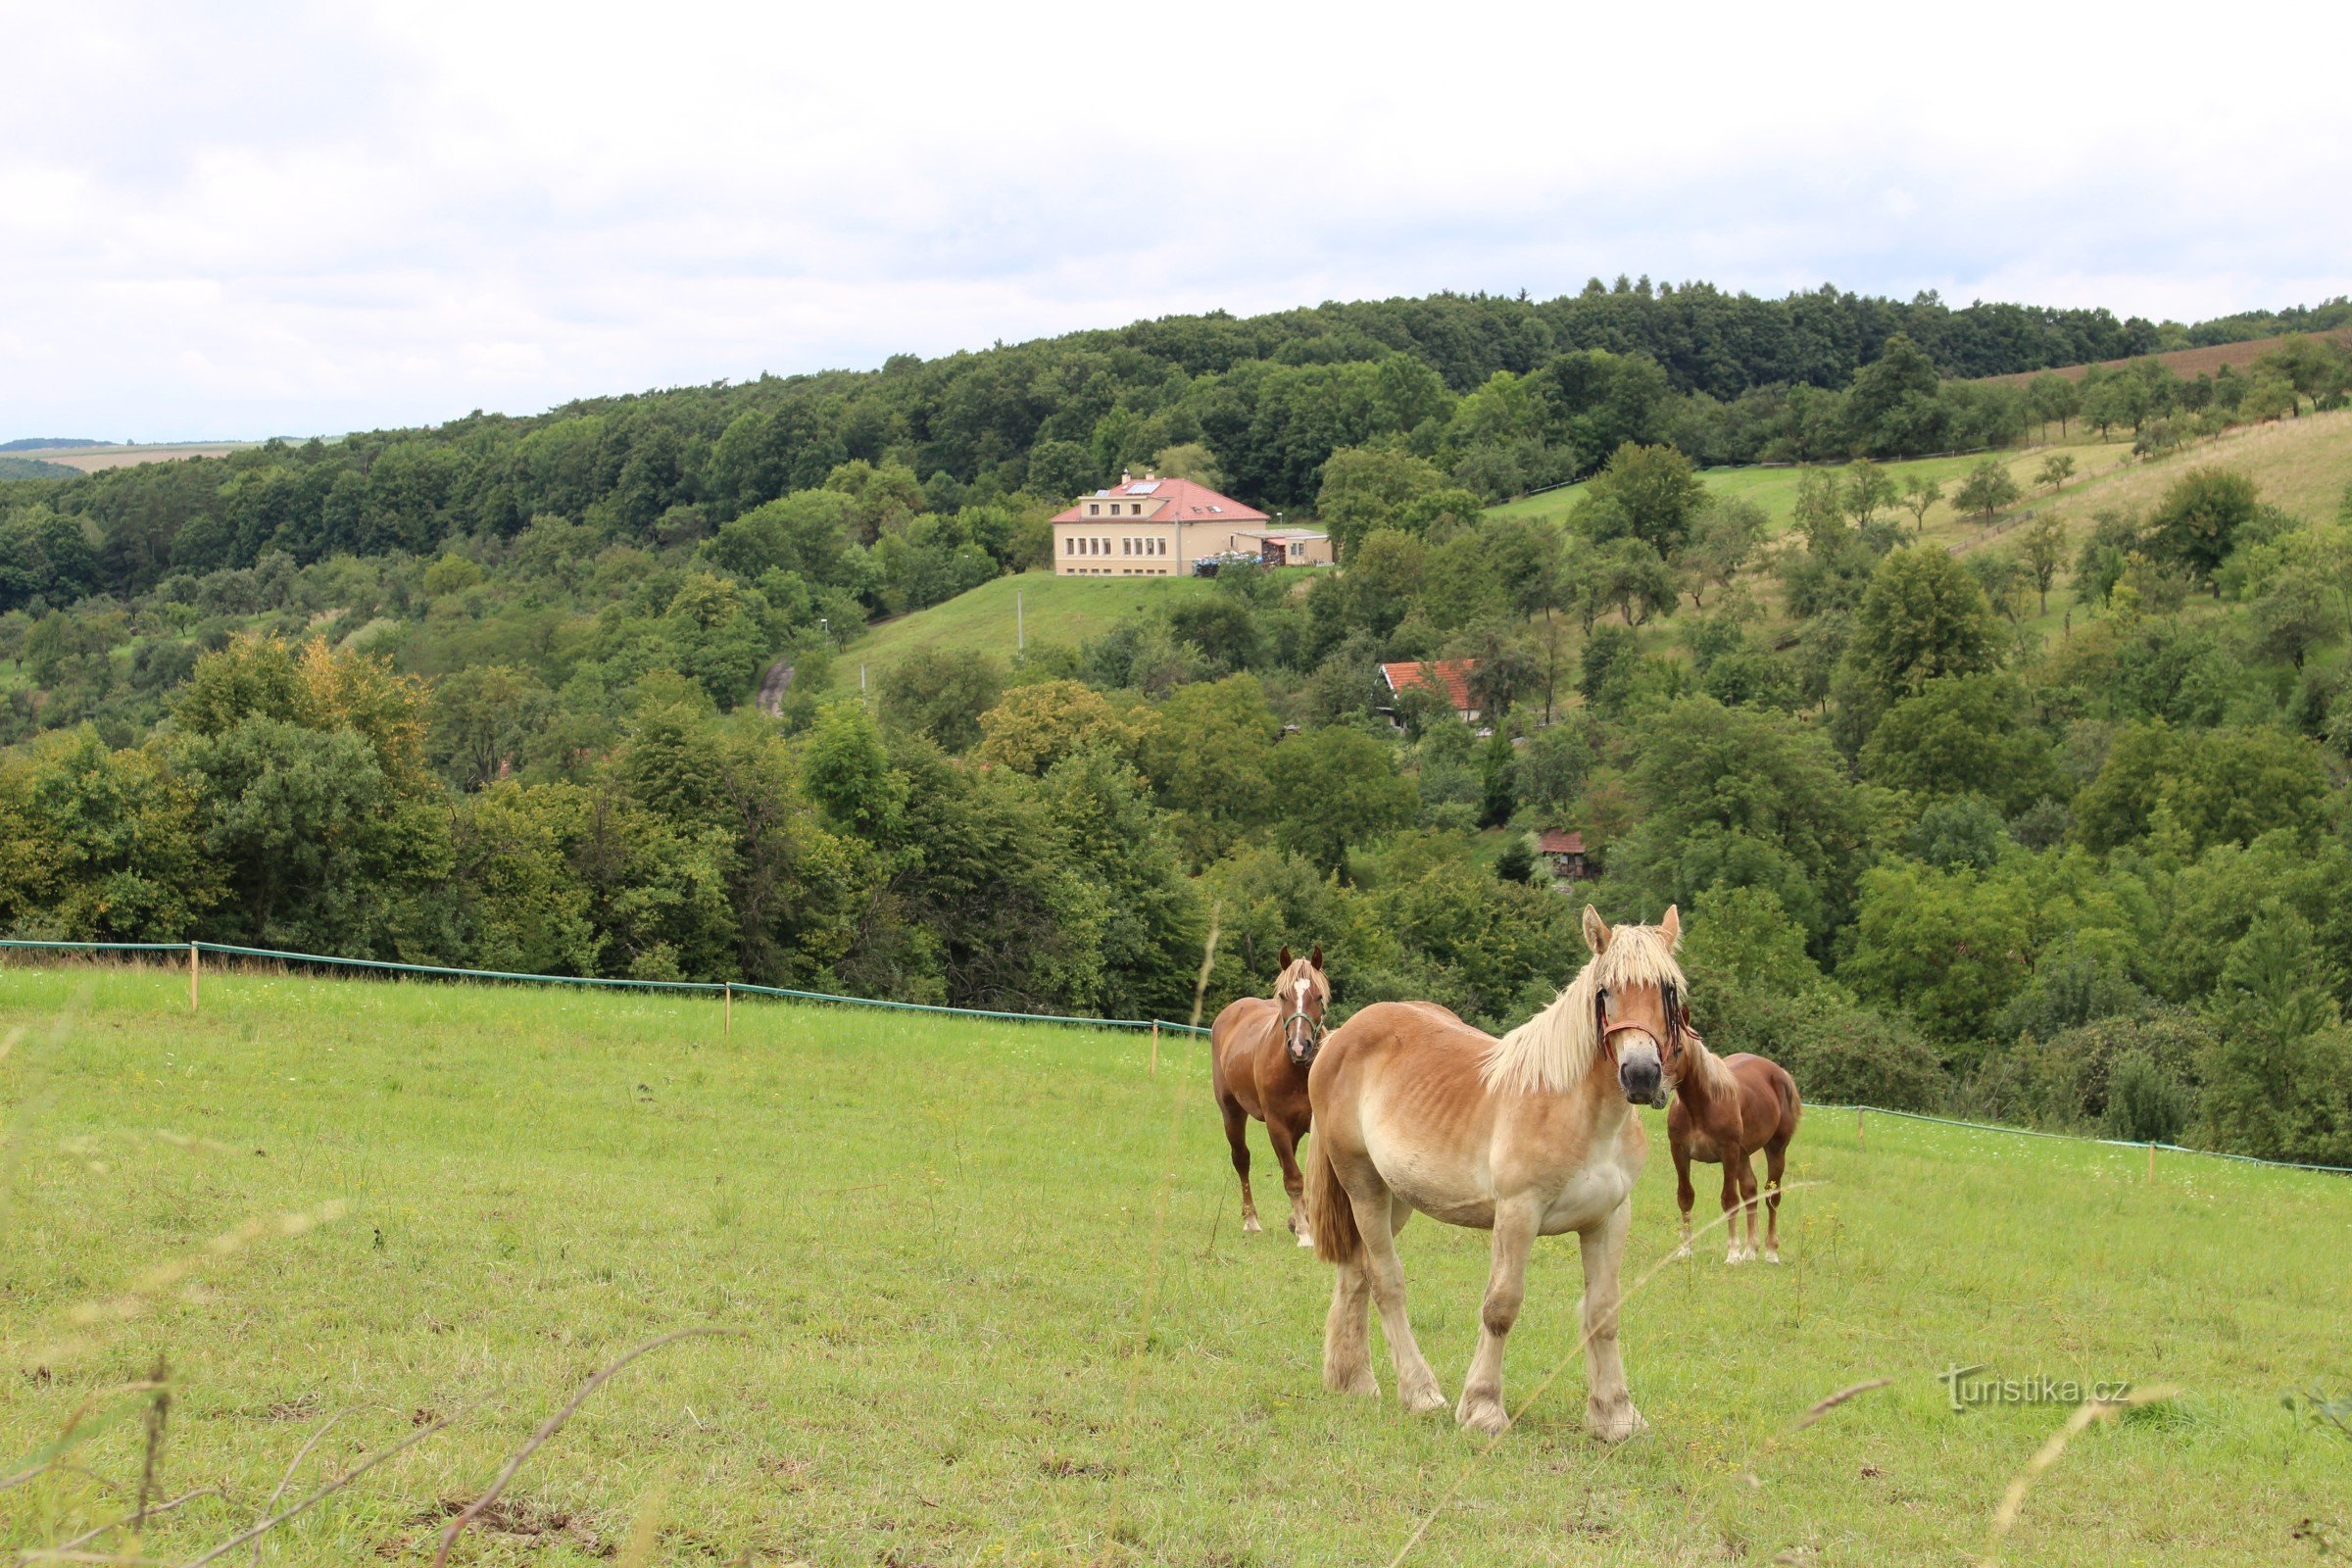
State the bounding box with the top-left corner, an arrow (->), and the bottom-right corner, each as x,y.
1481,923 -> 1690,1096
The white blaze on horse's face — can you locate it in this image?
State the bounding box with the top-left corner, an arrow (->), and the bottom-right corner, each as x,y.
1287,973 -> 1317,1064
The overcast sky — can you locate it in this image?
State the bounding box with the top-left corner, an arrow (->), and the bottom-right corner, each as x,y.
5,0 -> 2347,442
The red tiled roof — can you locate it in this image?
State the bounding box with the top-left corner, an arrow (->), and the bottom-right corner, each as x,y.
1050,474 -> 1269,525
1379,660 -> 1478,713
1537,829 -> 1586,857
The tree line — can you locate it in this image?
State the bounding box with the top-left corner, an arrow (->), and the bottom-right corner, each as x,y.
1,284 -> 2330,624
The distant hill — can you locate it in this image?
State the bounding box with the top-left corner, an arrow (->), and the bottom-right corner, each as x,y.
1978,326 -> 2352,386
0,438 -> 116,453
0,455 -> 78,479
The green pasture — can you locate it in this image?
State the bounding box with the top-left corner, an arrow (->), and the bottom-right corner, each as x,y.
1488,433 -> 2132,541
3,963 -> 2348,1565
847,571 -> 1220,685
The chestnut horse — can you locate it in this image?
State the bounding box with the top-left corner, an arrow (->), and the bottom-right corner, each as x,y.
1307,906 -> 1735,1440
1669,1050 -> 1801,1263
1209,947 -> 1329,1244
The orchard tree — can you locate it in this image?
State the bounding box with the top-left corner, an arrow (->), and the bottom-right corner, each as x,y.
1681,494 -> 1766,609
2021,514 -> 2067,613
1950,458 -> 2021,522
1571,442 -> 1708,556
1898,473 -> 1942,538
1841,459 -> 1899,527
2035,453 -> 2076,493
2146,466 -> 2259,587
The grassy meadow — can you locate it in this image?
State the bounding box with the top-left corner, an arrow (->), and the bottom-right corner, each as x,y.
1488,411 -> 2352,554
3,962 -> 2349,1566
847,571 -> 1225,685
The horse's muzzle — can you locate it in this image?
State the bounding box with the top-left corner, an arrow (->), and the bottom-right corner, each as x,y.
1618,1039 -> 1665,1107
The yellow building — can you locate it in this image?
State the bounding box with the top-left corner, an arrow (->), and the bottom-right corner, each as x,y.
1050,470 -> 1333,576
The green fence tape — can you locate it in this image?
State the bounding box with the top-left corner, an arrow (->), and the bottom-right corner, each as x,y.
0,938 -> 1213,1037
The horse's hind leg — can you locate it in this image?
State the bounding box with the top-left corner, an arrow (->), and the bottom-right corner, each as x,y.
1763,1141 -> 1788,1264
1354,1190 -> 1446,1413
1735,1152 -> 1762,1262
1266,1112 -> 1311,1248
1456,1196 -> 1538,1437
1218,1095 -> 1260,1233
1324,1256 -> 1377,1397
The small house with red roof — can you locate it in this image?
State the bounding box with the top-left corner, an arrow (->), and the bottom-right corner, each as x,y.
1536,828 -> 1595,882
1050,469 -> 1332,576
1378,659 -> 1481,723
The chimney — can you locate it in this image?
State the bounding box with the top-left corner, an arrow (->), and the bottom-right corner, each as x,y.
1145,469 -> 1155,481
1120,468 -> 1132,485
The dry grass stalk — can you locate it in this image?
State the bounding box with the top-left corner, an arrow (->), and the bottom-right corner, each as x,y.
428,1328 -> 739,1568
178,1410 -> 462,1568
14,1486 -> 220,1563
133,1354 -> 171,1530
1984,1384 -> 2181,1563
31,1202 -> 349,1365
1793,1377 -> 1893,1432
3,1381 -> 169,1493
247,1410 -> 347,1568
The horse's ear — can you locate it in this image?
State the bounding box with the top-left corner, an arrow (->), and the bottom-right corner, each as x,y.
1278,946 -> 1293,971
1308,945 -> 1323,971
1660,904 -> 1682,949
1581,905 -> 1611,955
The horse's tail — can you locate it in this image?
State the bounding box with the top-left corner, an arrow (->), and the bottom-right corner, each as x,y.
1307,1135 -> 1359,1264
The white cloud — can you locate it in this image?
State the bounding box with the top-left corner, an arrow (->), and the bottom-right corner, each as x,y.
4,0 -> 2346,438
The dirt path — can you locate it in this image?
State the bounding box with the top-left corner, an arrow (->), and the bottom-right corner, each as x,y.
756,656 -> 795,716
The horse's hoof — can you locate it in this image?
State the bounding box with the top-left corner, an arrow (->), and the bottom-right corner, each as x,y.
1765,1250 -> 1783,1265
1401,1376 -> 1449,1415
1457,1395 -> 1511,1437
1725,1251 -> 1746,1266
1326,1365 -> 1379,1398
1671,1242 -> 1692,1260
1587,1400 -> 1647,1444
1243,1214 -> 1262,1234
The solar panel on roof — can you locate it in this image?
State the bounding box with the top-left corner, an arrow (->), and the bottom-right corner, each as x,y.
1129,481 -> 1160,494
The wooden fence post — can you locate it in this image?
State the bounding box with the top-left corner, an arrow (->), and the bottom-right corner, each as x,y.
1855,1105 -> 1864,1152
2147,1142 -> 2155,1185
1150,1022 -> 1159,1080
189,942 -> 200,1013
724,982 -> 732,1042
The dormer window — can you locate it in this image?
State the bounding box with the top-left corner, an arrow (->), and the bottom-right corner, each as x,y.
1089,504 -> 1100,515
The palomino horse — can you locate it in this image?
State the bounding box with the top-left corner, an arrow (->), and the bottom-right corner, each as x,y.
1669,1049 -> 1801,1263
1209,947 -> 1330,1244
1307,906 -> 1735,1440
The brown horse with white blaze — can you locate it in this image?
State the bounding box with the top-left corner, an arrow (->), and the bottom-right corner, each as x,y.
1669,1049 -> 1801,1263
1308,906 -> 1731,1440
1209,947 -> 1329,1244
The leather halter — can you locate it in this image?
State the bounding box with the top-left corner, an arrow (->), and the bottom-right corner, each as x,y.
1594,982 -> 1684,1063
1280,1004 -> 1325,1064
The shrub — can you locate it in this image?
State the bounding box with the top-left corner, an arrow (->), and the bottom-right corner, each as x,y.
2103,1051 -> 2188,1144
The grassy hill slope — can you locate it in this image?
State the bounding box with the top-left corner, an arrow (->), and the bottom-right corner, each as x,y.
1978,325 -> 2352,386
845,569 -> 1229,684
1493,413 -> 2352,551
4,962 -> 2346,1566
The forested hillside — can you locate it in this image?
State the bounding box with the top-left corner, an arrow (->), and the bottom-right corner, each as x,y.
6,285 -> 2352,1168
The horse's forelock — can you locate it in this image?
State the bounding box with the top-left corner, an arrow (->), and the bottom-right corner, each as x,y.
1484,920 -> 1689,1097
